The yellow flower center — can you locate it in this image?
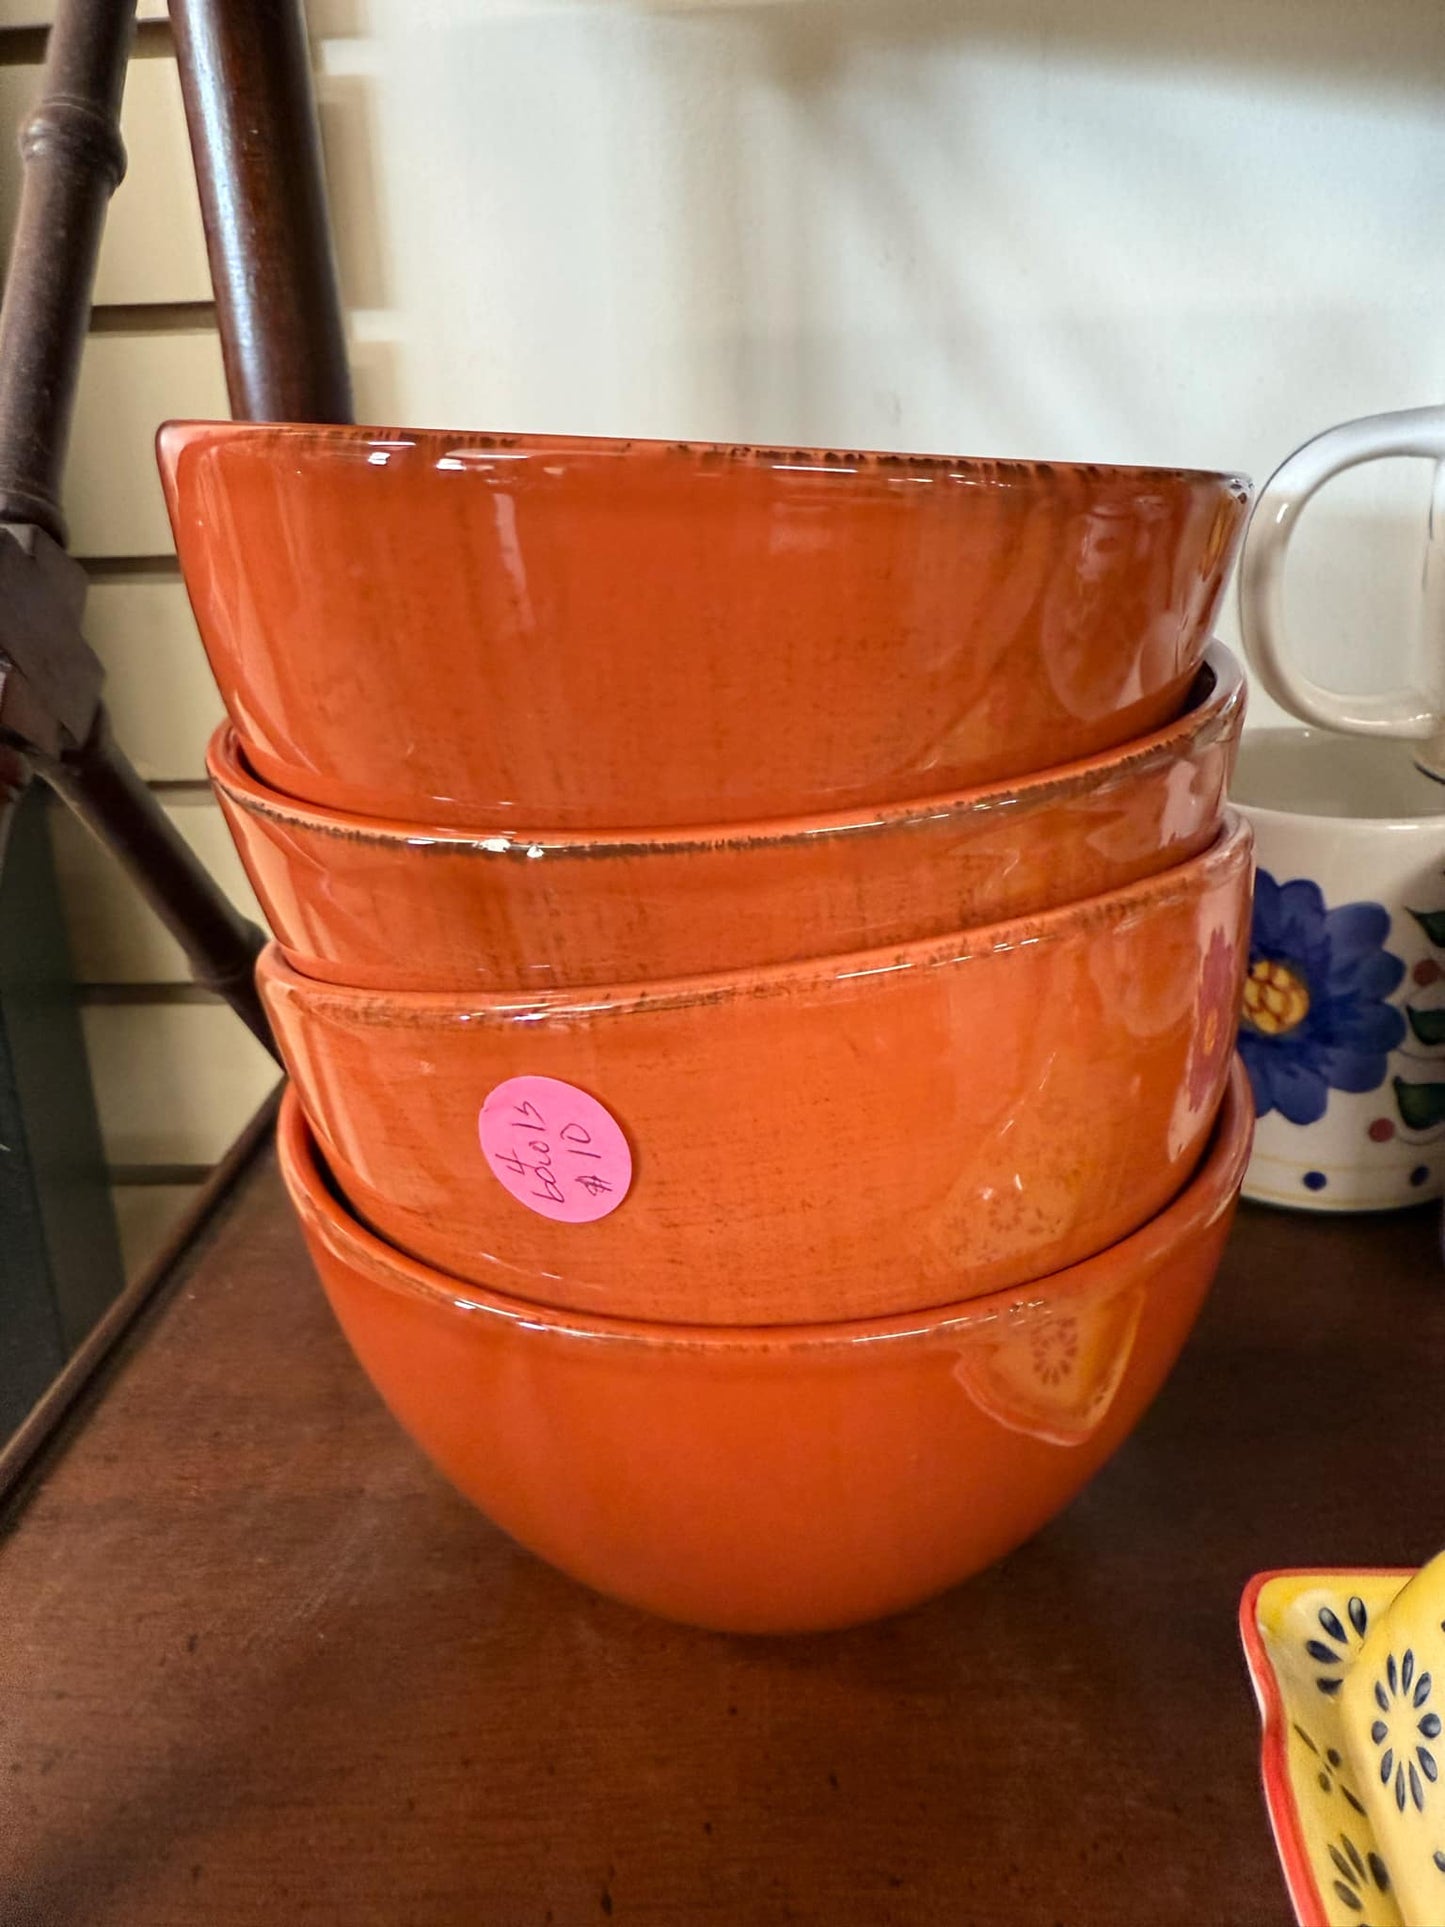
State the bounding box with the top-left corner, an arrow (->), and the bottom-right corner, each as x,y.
1242,957 -> 1311,1037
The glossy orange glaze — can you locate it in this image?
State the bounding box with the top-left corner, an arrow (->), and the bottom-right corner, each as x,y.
277,1060 -> 1252,1633
159,421 -> 1251,830
259,813 -> 1252,1325
213,643 -> 1243,994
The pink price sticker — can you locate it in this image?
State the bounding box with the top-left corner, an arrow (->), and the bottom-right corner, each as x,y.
478,1075 -> 632,1223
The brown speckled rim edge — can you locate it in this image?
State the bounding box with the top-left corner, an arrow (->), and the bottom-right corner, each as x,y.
209,643 -> 1243,858
157,416 -> 1254,496
254,809 -> 1252,1025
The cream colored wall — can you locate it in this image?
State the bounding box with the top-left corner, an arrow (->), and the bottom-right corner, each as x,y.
0,9 -> 277,1278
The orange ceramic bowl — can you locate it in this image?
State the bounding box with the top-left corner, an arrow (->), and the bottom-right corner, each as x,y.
212,642 -> 1244,994
258,812 -> 1252,1326
277,1059 -> 1252,1633
159,421 -> 1251,831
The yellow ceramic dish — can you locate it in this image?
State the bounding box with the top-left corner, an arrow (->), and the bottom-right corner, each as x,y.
1338,1552 -> 1445,1927
1241,1568 -> 1415,1925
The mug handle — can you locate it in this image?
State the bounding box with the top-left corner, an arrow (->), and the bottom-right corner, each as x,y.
1238,404 -> 1445,752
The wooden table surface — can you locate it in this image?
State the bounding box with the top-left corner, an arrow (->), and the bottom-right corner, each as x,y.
1,1137 -> 1440,1927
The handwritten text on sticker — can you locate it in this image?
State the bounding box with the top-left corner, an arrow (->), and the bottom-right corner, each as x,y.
479,1075 -> 632,1223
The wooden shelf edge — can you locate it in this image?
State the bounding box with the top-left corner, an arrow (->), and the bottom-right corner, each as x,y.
0,1079 -> 283,1511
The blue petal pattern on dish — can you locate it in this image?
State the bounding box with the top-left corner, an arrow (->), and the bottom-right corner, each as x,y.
1295,1721 -> 1367,1814
1309,1596 -> 1371,1700
1365,1649 -> 1438,1816
1240,872 -> 1406,1127
1326,1829 -> 1391,1915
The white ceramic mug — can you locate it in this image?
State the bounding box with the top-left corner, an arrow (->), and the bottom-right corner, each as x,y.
1231,728 -> 1445,1211
1239,405 -> 1445,775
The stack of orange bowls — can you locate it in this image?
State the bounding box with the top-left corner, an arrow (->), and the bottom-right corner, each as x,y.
160,424 -> 1256,1633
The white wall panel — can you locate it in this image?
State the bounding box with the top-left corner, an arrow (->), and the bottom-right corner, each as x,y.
83,1004 -> 280,1166
86,576 -> 224,781
65,330 -> 227,557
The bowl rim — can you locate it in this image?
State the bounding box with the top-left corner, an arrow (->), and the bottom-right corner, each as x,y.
210,643 -> 1244,856
279,1055 -> 1251,1351
159,417 -> 1255,496
1231,726 -> 1445,836
256,809 -> 1251,1023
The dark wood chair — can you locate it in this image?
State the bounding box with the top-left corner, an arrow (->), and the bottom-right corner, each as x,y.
0,0 -> 350,1053
0,0 -> 343,1463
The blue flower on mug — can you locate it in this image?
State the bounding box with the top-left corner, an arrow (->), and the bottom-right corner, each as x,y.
1239,871 -> 1406,1128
